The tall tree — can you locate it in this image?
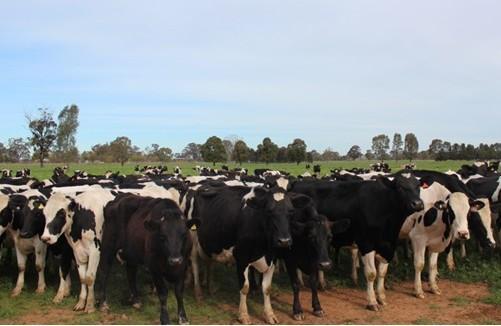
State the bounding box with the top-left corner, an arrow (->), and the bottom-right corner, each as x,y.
7,138 -> 31,162
391,133 -> 403,162
54,104 -> 79,162
276,146 -> 288,162
256,137 -> 279,164
365,149 -> 375,160
347,145 -> 362,160
0,142 -> 8,162
26,108 -> 57,167
110,136 -> 133,166
428,139 -> 443,160
201,136 -> 227,166
404,133 -> 419,161
147,143 -> 172,163
287,138 -> 307,165
371,134 -> 390,161
232,140 -> 249,165
321,147 -> 340,161
181,143 -> 202,161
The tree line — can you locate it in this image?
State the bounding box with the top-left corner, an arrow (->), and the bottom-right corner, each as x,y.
1,106 -> 501,166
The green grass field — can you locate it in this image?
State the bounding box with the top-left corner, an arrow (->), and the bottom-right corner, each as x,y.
1,159 -> 500,324
0,159 -> 472,180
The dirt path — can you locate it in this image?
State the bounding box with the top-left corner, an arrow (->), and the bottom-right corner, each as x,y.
226,280 -> 501,325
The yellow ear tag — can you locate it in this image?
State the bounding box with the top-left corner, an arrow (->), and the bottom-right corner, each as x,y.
190,224 -> 197,231
39,204 -> 44,209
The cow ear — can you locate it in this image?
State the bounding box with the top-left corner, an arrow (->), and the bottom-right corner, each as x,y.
434,200 -> 446,211
291,194 -> 312,209
144,219 -> 159,231
469,199 -> 485,212
246,187 -> 268,209
419,177 -> 434,189
186,218 -> 201,231
330,219 -> 350,234
67,198 -> 77,211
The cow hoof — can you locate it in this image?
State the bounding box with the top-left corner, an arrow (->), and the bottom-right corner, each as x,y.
313,310 -> 325,317
293,312 -> 305,321
431,288 -> 441,295
53,294 -> 64,304
132,302 -> 142,309
377,298 -> 387,306
415,292 -> 425,299
366,304 -> 379,312
238,314 -> 251,325
11,288 -> 22,297
100,303 -> 110,313
36,286 -> 46,294
85,305 -> 96,314
74,300 -> 86,311
264,312 -> 279,324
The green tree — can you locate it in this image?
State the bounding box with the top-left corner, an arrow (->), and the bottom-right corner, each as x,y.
26,108 -> 57,167
287,138 -> 307,165
7,138 -> 31,162
147,144 -> 172,163
54,104 -> 79,162
428,139 -> 443,160
110,136 -> 133,166
276,146 -> 288,162
347,145 -> 362,160
181,143 -> 202,161
391,133 -> 403,162
257,137 -> 279,164
371,134 -> 390,161
321,147 -> 340,161
365,149 -> 375,160
404,133 -> 419,161
201,136 -> 227,166
232,140 -> 249,165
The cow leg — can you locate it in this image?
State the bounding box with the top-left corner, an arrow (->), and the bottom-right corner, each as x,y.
318,270 -> 327,291
191,245 -> 203,302
174,277 -> 188,325
35,244 -> 47,294
75,263 -> 88,311
446,247 -> 455,271
284,259 -> 304,320
309,268 -> 324,317
96,246 -> 115,310
375,256 -> 388,305
11,247 -> 27,297
126,264 -> 141,309
460,241 -> 467,258
351,246 -> 359,285
205,260 -> 214,295
54,251 -> 73,303
237,265 -> 251,324
153,275 -> 170,325
412,241 -> 426,299
296,269 -> 305,287
84,249 -> 100,313
261,263 -> 278,324
361,251 -> 378,310
54,267 -> 68,303
428,252 -> 441,295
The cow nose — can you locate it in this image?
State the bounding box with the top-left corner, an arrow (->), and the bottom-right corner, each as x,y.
489,241 -> 496,249
19,231 -> 30,238
168,256 -> 183,266
277,237 -> 292,248
457,230 -> 470,240
411,200 -> 424,212
41,235 -> 50,243
319,260 -> 332,271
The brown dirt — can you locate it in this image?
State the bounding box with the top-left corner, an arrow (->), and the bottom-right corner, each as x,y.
221,280 -> 501,325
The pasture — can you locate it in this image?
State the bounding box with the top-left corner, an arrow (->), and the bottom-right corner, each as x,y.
1,160 -> 501,324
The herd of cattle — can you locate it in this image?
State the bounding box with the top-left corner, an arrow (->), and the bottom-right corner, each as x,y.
0,160 -> 500,324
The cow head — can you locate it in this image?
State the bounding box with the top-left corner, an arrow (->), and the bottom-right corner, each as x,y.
41,193 -> 75,244
445,193 -> 485,240
144,204 -> 198,267
245,187 -> 300,248
382,175 -> 424,213
467,198 -> 495,249
8,192 -> 47,239
0,195 -> 12,236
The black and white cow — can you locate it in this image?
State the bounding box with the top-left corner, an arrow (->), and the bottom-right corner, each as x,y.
41,188 -> 116,312
0,190 -> 48,297
290,175 -> 424,310
189,184 -> 310,324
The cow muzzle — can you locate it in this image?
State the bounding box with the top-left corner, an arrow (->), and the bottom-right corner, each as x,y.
41,235 -> 55,244
319,260 -> 332,271
168,256 -> 183,266
19,231 -> 33,239
410,199 -> 424,212
277,237 -> 292,248
457,230 -> 470,240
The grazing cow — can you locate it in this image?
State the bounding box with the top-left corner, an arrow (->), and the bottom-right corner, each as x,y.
313,165 -> 321,175
190,184 -> 311,324
41,189 -> 116,313
399,181 -> 485,298
0,190 -> 48,296
277,199 -> 349,320
99,194 -> 197,324
290,175 -> 424,310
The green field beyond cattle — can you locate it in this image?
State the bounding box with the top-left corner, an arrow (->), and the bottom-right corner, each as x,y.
1,160 -> 501,325
0,160 -> 474,180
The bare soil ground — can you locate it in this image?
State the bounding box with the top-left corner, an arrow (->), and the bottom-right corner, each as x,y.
1,280 -> 499,324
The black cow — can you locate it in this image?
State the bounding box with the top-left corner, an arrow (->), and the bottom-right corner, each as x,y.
190,184 -> 311,324
313,165 -> 321,174
277,198 -> 349,320
290,175 -> 424,310
99,194 -> 197,324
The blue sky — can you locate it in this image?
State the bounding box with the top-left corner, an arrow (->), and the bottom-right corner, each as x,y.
0,1 -> 500,153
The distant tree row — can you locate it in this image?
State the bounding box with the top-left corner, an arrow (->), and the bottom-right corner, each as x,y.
2,106 -> 501,166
